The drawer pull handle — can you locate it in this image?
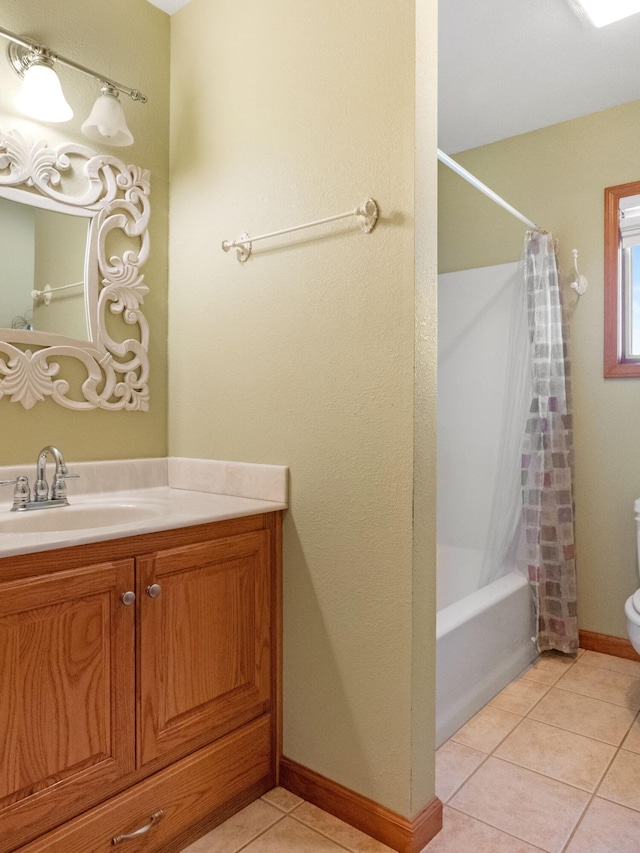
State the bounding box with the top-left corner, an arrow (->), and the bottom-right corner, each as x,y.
120,590 -> 136,606
147,583 -> 162,598
112,809 -> 164,845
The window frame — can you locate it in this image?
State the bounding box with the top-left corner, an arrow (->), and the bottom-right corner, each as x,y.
604,181 -> 640,377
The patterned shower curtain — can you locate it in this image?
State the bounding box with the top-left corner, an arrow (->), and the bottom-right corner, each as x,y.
521,231 -> 578,654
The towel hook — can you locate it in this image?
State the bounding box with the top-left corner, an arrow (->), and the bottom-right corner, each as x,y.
569,248 -> 588,299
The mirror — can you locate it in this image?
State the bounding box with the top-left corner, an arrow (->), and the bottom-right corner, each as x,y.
0,198 -> 89,338
604,181 -> 640,378
0,129 -> 150,410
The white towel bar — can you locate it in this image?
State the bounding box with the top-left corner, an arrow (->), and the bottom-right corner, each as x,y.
222,198 -> 379,262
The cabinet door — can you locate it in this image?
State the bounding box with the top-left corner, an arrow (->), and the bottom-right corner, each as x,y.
138,530 -> 271,766
0,559 -> 135,853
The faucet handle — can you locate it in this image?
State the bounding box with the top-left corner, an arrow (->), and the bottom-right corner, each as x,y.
1,476 -> 30,510
0,479 -> 17,506
51,470 -> 80,501
13,476 -> 30,507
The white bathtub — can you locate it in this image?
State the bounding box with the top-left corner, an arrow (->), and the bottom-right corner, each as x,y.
435,545 -> 537,747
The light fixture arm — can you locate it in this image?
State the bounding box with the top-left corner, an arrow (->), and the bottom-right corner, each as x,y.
0,26 -> 147,103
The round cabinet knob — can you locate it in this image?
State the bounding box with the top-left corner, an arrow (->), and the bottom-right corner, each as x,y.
120,590 -> 136,606
147,583 -> 162,598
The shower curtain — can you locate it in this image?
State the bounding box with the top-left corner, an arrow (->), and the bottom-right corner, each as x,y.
480,230 -> 577,654
521,231 -> 578,654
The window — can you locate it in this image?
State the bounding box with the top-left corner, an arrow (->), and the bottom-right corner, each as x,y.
604,182 -> 640,377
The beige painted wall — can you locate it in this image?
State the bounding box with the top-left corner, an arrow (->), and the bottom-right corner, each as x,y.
169,0 -> 437,817
438,99 -> 640,638
0,0 -> 170,465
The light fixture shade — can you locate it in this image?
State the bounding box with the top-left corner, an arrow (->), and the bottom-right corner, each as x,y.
14,62 -> 73,122
567,0 -> 640,26
81,88 -> 133,147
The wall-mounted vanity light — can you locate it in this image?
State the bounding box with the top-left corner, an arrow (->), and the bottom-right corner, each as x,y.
81,85 -> 133,147
0,26 -> 146,146
11,47 -> 73,123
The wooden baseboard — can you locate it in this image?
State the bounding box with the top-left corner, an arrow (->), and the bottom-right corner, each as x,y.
279,756 -> 442,853
579,630 -> 640,662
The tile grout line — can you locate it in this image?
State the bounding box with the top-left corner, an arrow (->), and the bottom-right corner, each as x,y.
526,683 -> 640,745
558,793 -> 594,853
556,738 -> 624,853
439,746 -> 493,804
521,712 -> 634,747
232,812 -> 289,853
576,654 -> 640,678
496,703 -> 638,786
556,690 -> 640,711
442,804 -> 549,852
489,657 -> 571,717
445,697 -> 538,801
587,742 -> 640,814
537,658 -> 640,712
288,807 -> 368,852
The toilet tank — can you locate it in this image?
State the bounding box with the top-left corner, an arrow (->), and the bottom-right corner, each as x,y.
634,498 -> 640,573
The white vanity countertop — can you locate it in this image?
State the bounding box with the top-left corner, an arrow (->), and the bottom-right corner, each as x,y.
0,457 -> 288,558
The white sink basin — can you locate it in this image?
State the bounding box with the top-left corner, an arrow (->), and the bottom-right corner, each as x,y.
0,501 -> 165,534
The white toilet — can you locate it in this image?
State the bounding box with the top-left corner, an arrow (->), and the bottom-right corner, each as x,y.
625,498 -> 640,654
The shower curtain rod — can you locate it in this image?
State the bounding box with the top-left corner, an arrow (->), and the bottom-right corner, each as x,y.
437,149 -> 539,231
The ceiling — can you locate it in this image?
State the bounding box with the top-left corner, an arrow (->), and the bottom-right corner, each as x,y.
146,0 -> 191,14
439,0 -> 640,153
146,0 -> 640,154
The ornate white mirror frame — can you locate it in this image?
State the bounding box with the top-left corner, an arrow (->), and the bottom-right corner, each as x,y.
0,130 -> 150,410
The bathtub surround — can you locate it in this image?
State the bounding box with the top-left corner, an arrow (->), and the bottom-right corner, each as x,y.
437,262 -> 523,557
436,262 -> 537,744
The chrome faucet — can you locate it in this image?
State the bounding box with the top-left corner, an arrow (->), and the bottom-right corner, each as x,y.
0,446 -> 78,511
35,445 -> 72,502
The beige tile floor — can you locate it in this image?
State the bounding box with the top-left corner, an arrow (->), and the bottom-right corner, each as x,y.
181,649 -> 640,853
430,648 -> 640,853
179,786 -> 395,852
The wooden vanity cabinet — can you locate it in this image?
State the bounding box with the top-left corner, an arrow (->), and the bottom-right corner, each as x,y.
0,559 -> 136,847
137,529 -> 272,767
0,510 -> 281,853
